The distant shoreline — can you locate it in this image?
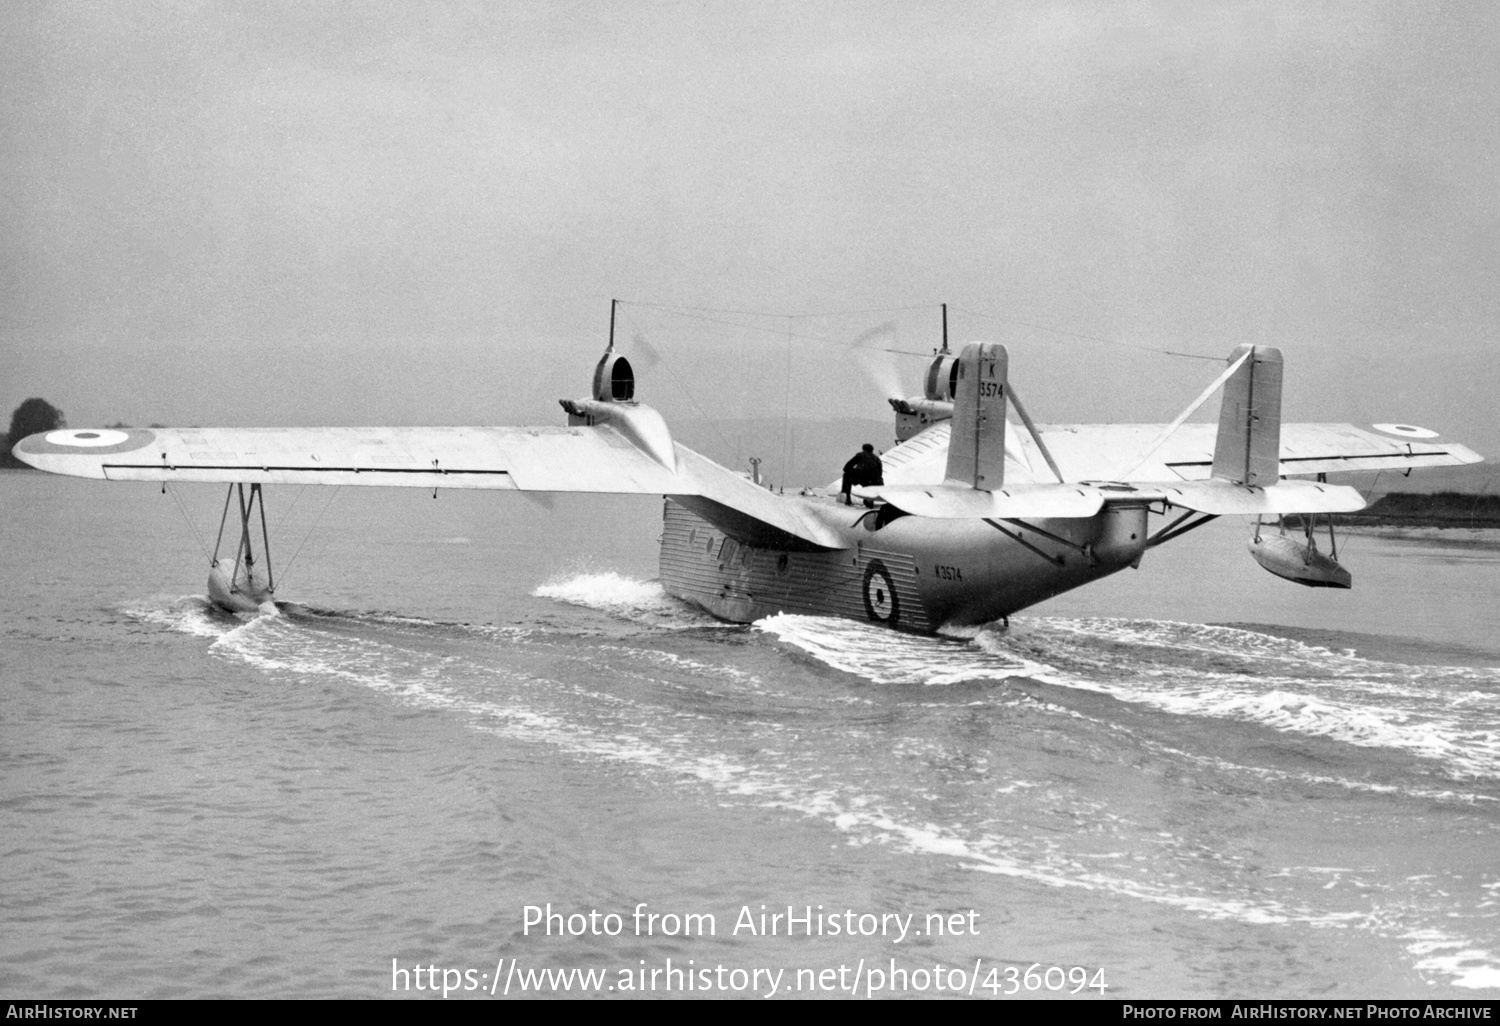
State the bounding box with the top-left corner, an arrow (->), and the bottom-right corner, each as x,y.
1334,518 -> 1500,530
1316,492 -> 1500,531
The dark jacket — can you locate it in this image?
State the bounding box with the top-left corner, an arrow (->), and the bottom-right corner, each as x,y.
842,451 -> 884,489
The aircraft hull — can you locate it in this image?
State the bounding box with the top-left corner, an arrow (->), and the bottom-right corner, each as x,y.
659,499 -> 1149,632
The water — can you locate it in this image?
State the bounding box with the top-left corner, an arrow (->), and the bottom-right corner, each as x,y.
3,472 -> 1499,998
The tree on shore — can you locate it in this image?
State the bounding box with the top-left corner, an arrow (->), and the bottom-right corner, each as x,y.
3,398 -> 66,466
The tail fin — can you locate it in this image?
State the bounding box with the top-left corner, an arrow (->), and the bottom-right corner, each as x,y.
944,342 -> 1008,490
1211,344 -> 1282,486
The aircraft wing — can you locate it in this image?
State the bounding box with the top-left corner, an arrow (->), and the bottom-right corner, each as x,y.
1036,422 -> 1484,482
14,425 -> 684,491
14,424 -> 848,550
876,420 -> 1482,486
669,445 -> 845,549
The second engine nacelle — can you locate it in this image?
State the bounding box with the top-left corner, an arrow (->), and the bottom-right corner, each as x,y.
889,352 -> 960,442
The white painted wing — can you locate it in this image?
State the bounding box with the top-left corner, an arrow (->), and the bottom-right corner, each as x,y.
877,421 -> 1482,486
670,445 -> 846,549
15,425 -> 683,491
15,423 -> 849,550
1037,422 -> 1484,482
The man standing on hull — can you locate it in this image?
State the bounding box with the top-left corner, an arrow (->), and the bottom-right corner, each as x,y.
841,443 -> 884,506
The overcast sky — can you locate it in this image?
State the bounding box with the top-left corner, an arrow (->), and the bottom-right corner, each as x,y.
2,1 -> 1495,464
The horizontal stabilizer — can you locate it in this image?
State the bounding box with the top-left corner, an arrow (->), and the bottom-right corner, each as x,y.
1142,478 -> 1366,516
856,482 -> 1106,519
861,477 -> 1362,519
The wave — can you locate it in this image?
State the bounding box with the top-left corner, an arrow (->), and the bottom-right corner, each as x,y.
118,594 -> 255,639
144,601 -> 1362,931
533,571 -> 733,629
113,591 -> 1500,989
759,613 -> 1500,782
755,613 -> 1056,686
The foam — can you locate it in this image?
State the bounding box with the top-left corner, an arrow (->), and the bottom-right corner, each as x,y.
758,612 -> 1500,781
987,617 -> 1500,781
533,572 -> 727,629
118,595 -> 236,639
118,596 -> 1500,987
755,613 -> 1057,685
1404,930 -> 1500,990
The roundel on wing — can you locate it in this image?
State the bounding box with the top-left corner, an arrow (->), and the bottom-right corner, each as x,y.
16,428 -> 157,457
1371,423 -> 1439,440
862,559 -> 899,626
44,429 -> 132,448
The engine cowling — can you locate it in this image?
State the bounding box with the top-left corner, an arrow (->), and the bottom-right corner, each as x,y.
924,353 -> 958,401
591,352 -> 635,402
890,352 -> 958,441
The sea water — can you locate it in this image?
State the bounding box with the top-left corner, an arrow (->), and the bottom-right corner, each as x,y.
2,472 -> 1498,998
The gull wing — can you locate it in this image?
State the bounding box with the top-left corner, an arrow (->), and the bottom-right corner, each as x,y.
669,445 -> 845,549
861,418 -> 1450,518
14,423 -> 847,550
873,420 -> 1481,487
1033,422 -> 1484,482
14,425 -> 682,491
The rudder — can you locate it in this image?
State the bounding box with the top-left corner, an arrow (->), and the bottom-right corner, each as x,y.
1211,344 -> 1282,486
944,342 -> 1008,490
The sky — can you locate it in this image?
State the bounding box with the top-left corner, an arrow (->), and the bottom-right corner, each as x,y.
1,1 -> 1495,476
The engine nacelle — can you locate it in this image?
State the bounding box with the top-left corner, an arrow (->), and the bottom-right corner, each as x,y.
560,352 -> 675,471
889,352 -> 961,441
591,352 -> 635,402
924,353 -> 958,401
889,397 -> 955,442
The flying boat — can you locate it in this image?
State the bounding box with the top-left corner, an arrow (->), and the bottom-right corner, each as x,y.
13,313 -> 1482,631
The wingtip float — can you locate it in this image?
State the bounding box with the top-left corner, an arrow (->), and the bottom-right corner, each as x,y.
14,328 -> 1482,629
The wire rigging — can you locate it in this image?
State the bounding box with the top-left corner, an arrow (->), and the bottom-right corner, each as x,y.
947,304 -> 1221,361
164,483 -> 213,564
271,485 -> 308,542
619,301 -> 931,357
618,308 -> 742,462
279,486 -> 342,585
624,299 -> 937,320
780,315 -> 793,491
623,299 -> 1224,363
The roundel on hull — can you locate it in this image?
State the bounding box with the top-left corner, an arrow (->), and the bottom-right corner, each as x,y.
862,559 -> 900,626
1371,423 -> 1440,440
17,428 -> 157,456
